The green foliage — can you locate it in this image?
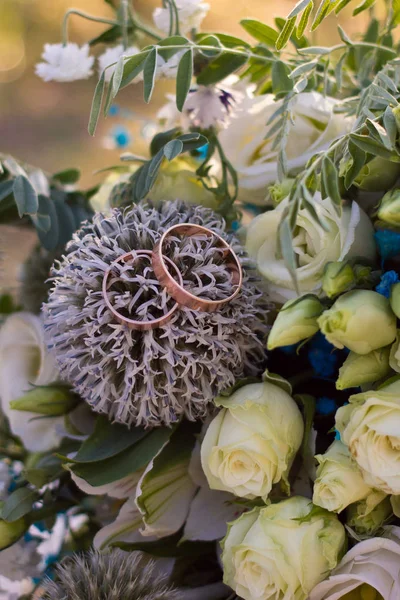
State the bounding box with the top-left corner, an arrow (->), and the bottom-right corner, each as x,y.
1,488 -> 38,523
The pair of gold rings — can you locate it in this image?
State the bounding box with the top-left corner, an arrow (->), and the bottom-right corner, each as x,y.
102,223 -> 243,331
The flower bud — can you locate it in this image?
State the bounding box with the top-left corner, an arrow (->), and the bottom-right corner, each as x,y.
377,188 -> 400,227
390,282 -> 400,319
313,441 -> 377,513
0,517 -> 27,550
267,295 -> 323,349
268,178 -> 295,206
336,347 -> 391,390
354,157 -> 400,192
389,331 -> 400,373
322,262 -> 355,298
9,386 -> 80,416
353,264 -> 372,285
346,493 -> 392,536
318,290 -> 397,354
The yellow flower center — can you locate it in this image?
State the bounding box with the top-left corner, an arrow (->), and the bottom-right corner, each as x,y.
340,583 -> 383,600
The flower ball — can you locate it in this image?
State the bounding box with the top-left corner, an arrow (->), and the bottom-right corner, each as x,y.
43,201 -> 267,428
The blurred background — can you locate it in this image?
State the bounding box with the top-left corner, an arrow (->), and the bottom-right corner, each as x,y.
0,0 -> 375,291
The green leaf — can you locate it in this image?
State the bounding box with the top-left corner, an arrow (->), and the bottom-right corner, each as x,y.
288,0 -> 313,18
334,0 -> 353,13
262,369 -> 292,395
34,194 -> 59,250
150,128 -> 179,156
201,32 -> 250,49
88,71 -> 106,136
311,0 -> 333,30
143,47 -> 158,103
350,134 -> 400,161
163,139 -> 184,161
353,0 -> 376,16
272,61 -> 293,94
176,48 -> 193,112
72,416 -> 148,464
89,25 -> 123,46
278,216 -> 299,294
0,180 -> 14,202
289,60 -> 317,79
13,175 -> 38,217
197,53 -> 248,85
296,1 -> 313,37
197,34 -> 222,58
240,19 -> 278,47
158,35 -> 189,47
322,155 -> 341,209
120,52 -> 148,88
298,46 -> 331,55
111,55 -> 125,99
276,16 -> 296,51
337,25 -> 352,45
383,106 -> 398,147
52,168 -> 81,185
1,488 -> 37,522
344,141 -> 367,189
114,535 -> 215,557
70,427 -> 173,486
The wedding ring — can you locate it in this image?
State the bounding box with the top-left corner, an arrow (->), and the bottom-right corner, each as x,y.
152,223 -> 243,312
102,250 -> 182,330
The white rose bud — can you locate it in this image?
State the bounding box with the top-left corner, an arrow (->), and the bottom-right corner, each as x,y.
313,441 -> 378,513
336,347 -> 391,390
246,195 -> 375,304
354,157 -> 400,192
267,295 -> 323,350
318,290 -> 397,354
336,379 -> 400,494
377,188 -> 400,226
322,262 -> 356,299
390,282 -> 400,319
222,496 -> 346,600
310,526 -> 400,600
346,493 -> 392,536
200,381 -> 304,500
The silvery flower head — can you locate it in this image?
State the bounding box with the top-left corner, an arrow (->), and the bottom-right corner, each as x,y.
43,201 -> 267,427
35,43 -> 94,82
40,550 -> 181,600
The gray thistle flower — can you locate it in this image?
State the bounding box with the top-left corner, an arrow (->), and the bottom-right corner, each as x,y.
43,201 -> 267,427
19,246 -> 59,313
40,549 -> 181,600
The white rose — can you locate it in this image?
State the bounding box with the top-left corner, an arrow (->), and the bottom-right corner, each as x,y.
219,91 -> 352,204
222,496 -> 345,600
201,381 -> 304,500
246,195 -> 376,304
336,379 -> 400,494
0,313 -> 63,452
313,440 -> 382,513
153,0 -> 209,35
310,526 -> 400,600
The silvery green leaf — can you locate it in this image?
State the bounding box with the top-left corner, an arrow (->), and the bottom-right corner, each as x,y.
1,488 -> 38,523
294,77 -> 308,93
163,139 -> 184,161
337,25 -> 352,45
298,46 -> 331,55
383,106 -> 398,146
334,0 -> 352,13
240,18 -> 278,47
143,47 -> 158,103
366,118 -> 393,150
88,70 -> 105,136
272,60 -> 293,94
34,194 -> 59,250
334,51 -> 347,91
322,156 -> 341,210
287,0 -> 312,18
0,180 -> 14,202
197,34 -> 221,57
296,1 -> 313,37
111,55 -> 125,98
176,48 -> 193,111
350,134 -> 400,161
197,53 -> 248,85
276,16 -> 296,51
53,168 -> 80,185
378,72 -> 398,94
120,52 -> 148,88
353,0 -> 376,16
13,175 -> 39,217
279,216 -> 299,294
3,156 -> 27,177
311,0 -> 333,30
371,83 -> 399,106
289,59 -> 317,79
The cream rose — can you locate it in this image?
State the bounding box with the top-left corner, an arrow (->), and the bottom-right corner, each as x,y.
336,379 -> 400,494
313,440 -> 381,513
219,91 -> 352,204
200,381 -> 304,500
346,493 -> 392,536
246,195 -> 376,303
0,312 -> 63,452
222,496 -> 345,600
310,526 -> 400,600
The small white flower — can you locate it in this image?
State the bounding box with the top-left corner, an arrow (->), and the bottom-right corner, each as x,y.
153,0 -> 210,35
35,43 -> 94,82
98,44 -> 140,82
184,86 -> 235,129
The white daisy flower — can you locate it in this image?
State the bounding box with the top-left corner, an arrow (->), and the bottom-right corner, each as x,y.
35,43 -> 94,82
98,44 -> 140,82
153,0 -> 210,35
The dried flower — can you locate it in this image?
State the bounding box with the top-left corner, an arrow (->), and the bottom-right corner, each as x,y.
40,550 -> 181,600
35,43 -> 94,82
43,201 -> 267,427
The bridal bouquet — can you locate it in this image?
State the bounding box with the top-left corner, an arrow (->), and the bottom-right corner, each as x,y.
1,0 -> 400,598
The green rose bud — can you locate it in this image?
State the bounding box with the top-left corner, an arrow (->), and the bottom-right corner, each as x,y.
336,347 -> 391,390
322,262 -> 356,299
390,282 -> 400,319
391,494 -> 400,517
267,295 -> 324,349
318,290 -> 397,354
201,381 -> 304,500
313,441 -> 380,513
268,178 -> 295,206
389,331 -> 400,373
354,157 -> 400,192
10,386 -> 80,416
336,379 -> 400,494
221,496 -> 346,600
346,493 -> 392,536
377,188 -> 400,227
0,516 -> 27,550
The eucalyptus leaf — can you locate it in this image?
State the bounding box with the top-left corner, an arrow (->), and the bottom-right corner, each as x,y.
111,55 -> 125,98
279,216 -> 299,294
13,175 -> 38,217
120,52 -> 148,88
88,71 -> 106,136
143,47 -> 158,103
322,155 -> 342,208
163,139 -> 184,161
176,48 -> 193,111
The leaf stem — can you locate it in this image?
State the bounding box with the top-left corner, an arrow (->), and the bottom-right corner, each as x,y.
62,9 -> 119,45
121,0 -> 129,50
